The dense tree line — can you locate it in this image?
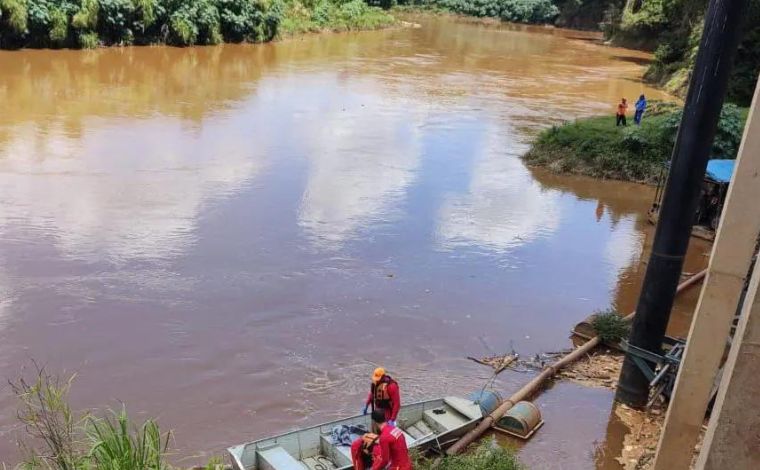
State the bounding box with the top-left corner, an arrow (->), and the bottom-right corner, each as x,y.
615,0 -> 760,105
0,0 -> 393,47
381,0 -> 561,23
0,0 -> 281,47
429,0 -> 559,23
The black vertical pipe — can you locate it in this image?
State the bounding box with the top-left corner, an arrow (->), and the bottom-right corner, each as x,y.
615,0 -> 749,408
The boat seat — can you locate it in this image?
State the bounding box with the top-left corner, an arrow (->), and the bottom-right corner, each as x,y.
335,444 -> 352,462
423,408 -> 468,433
400,429 -> 416,447
403,420 -> 434,441
257,446 -> 305,470
301,456 -> 337,470
319,434 -> 352,467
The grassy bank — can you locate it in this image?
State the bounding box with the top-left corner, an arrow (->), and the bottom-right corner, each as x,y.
279,0 -> 394,36
522,103 -> 748,184
0,0 -> 396,49
413,440 -> 525,470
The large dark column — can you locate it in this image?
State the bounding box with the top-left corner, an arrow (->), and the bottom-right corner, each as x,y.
615,0 -> 749,408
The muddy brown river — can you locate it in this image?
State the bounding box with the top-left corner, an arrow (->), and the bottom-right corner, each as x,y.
0,16 -> 709,468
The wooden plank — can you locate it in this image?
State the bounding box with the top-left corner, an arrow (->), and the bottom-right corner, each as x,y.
653,76 -> 760,469
696,241 -> 760,468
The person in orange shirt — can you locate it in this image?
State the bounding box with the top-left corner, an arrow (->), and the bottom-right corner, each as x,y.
616,98 -> 628,126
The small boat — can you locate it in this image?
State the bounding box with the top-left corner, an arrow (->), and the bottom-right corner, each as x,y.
227,393 -> 499,470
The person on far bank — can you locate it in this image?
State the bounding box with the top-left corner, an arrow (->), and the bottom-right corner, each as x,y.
363,367 -> 400,427
616,98 -> 628,126
634,94 -> 647,125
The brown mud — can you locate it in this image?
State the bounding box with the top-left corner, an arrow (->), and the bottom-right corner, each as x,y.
557,349 -> 705,469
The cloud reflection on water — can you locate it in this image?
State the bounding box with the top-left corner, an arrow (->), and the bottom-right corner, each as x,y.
0,118 -> 264,263
603,216 -> 645,276
297,95 -> 422,249
437,128 -> 560,252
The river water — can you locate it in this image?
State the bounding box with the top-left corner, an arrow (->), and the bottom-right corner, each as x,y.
0,16 -> 708,467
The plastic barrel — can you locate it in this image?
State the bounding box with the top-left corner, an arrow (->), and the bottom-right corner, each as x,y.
496,401 -> 542,438
468,390 -> 502,416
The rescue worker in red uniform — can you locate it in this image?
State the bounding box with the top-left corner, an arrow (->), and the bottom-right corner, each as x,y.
350,432 -> 381,470
350,409 -> 413,470
362,367 -> 400,426
371,408 -> 413,470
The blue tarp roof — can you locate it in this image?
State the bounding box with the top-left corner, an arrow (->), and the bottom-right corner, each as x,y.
705,159 -> 735,183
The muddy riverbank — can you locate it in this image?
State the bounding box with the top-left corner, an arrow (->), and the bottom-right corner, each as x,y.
557,350 -> 705,469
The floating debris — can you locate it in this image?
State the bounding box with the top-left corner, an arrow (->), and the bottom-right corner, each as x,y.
467,349 -> 572,374
467,354 -> 517,373
558,350 -> 623,389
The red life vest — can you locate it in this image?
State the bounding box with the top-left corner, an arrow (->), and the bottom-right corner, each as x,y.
371,375 -> 397,411
360,433 -> 379,467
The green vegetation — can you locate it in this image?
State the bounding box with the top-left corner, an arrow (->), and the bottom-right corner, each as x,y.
552,0 -> 622,30
87,409 -> 171,470
11,366 -> 83,470
413,439 -> 525,470
523,103 -> 748,184
278,0 -> 394,35
614,0 -> 760,106
591,309 -> 630,343
426,0 -> 559,23
392,0 -> 616,30
0,0 -> 395,48
7,362 -> 209,470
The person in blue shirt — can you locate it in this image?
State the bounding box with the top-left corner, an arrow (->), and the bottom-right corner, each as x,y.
634,94 -> 647,125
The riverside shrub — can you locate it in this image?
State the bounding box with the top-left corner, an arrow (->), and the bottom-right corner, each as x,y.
591,310 -> 629,343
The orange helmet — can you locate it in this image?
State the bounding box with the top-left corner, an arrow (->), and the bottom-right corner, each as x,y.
372,367 -> 385,383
